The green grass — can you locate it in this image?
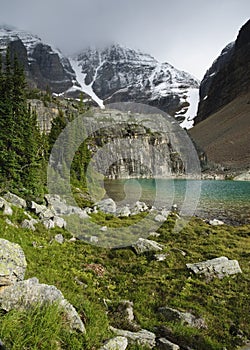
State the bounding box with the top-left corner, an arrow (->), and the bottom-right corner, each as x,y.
0,209 -> 249,349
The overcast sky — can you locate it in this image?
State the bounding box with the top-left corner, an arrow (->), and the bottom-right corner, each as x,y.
0,0 -> 249,79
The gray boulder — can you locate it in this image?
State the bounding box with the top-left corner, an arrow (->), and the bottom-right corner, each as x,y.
117,206 -> 131,217
53,216 -> 67,228
157,338 -> 180,350
0,197 -> 13,216
39,208 -> 55,220
158,307 -> 207,329
110,326 -> 156,348
209,219 -> 224,226
4,192 -> 26,208
132,238 -> 163,254
54,234 -> 64,244
3,203 -> 13,216
42,219 -> 55,229
0,277 -> 85,333
130,201 -> 148,215
21,219 -> 38,231
186,256 -> 242,279
100,336 -> 128,350
95,198 -> 116,214
0,239 -> 27,286
30,201 -> 48,215
154,214 -> 167,222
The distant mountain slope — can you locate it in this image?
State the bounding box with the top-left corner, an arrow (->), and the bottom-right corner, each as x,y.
0,25 -> 76,93
71,44 -> 200,128
195,19 -> 250,124
190,92 -> 250,170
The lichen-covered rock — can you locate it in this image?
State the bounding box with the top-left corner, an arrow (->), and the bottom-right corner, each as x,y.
30,201 -> 48,215
158,307 -> 207,329
186,256 -> 242,279
4,192 -> 26,208
209,219 -> 224,226
3,203 -> 13,216
54,234 -> 64,244
21,219 -> 38,231
42,219 -> 55,229
53,216 -> 67,228
117,206 -> 131,217
0,239 -> 27,286
154,214 -> 167,222
100,336 -> 128,350
157,338 -> 180,350
110,326 -> 156,348
0,277 -> 85,333
132,238 -> 163,254
95,198 -> 116,214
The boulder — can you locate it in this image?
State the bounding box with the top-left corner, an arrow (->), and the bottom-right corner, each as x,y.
209,219 -> 224,226
132,238 -> 163,254
30,201 -> 47,215
0,197 -> 13,216
110,326 -> 156,348
157,338 -> 180,350
100,336 -> 128,350
39,208 -> 55,220
3,192 -> 26,208
130,201 -> 148,215
154,214 -> 167,222
95,198 -> 116,214
3,203 -> 13,216
42,219 -> 55,229
53,216 -> 66,228
0,277 -> 85,333
21,219 -> 38,231
186,256 -> 242,279
54,234 -> 64,244
0,239 -> 27,286
117,206 -> 131,217
158,307 -> 207,329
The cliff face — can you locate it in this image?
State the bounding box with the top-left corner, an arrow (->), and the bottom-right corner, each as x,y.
195,20 -> 250,123
0,26 -> 75,93
79,108 -> 199,179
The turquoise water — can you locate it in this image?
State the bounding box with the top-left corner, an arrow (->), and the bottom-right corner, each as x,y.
104,179 -> 250,224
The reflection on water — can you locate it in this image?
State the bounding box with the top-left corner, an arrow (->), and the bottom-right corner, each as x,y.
104,179 -> 250,224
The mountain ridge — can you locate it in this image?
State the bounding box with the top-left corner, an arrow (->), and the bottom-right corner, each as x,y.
0,26 -> 200,128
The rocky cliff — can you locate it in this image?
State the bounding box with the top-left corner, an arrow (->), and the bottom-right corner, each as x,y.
0,25 -> 76,93
68,107 -> 200,179
195,19 -> 250,123
190,20 -> 250,171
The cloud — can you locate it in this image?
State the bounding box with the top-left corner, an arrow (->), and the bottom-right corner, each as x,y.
0,0 -> 249,78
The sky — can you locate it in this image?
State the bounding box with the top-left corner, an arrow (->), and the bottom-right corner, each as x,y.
0,0 -> 249,79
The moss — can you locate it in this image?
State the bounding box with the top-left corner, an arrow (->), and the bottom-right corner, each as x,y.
0,211 -> 249,349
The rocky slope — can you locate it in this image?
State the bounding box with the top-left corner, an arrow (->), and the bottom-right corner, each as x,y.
0,25 -> 76,94
195,19 -> 250,124
190,19 -> 250,171
70,44 -> 200,128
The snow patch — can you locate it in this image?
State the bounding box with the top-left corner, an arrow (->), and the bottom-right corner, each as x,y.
180,88 -> 199,129
69,59 -> 104,108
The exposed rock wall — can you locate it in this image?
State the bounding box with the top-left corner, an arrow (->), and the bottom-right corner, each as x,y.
195,19 -> 250,123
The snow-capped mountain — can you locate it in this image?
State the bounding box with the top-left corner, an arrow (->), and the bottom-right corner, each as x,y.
0,26 -> 200,128
0,25 -> 76,93
70,44 -> 200,128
